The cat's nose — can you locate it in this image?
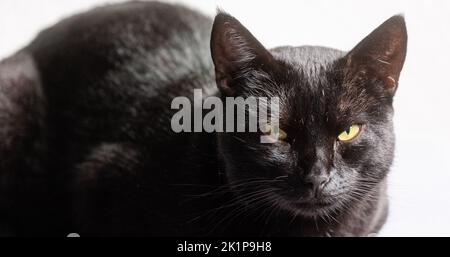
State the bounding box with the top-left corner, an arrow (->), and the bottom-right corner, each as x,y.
304,174 -> 330,197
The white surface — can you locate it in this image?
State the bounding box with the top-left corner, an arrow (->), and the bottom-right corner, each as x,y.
1,0 -> 449,236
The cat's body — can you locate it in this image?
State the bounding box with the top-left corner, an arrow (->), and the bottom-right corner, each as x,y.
0,2 -> 406,236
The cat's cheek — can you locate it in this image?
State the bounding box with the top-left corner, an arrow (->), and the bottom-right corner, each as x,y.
261,143 -> 296,170
327,167 -> 358,196
271,140 -> 292,153
335,140 -> 368,162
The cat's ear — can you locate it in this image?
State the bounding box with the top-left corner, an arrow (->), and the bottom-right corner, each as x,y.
0,52 -> 44,178
0,52 -> 41,93
210,12 -> 275,96
0,52 -> 42,119
0,52 -> 43,160
345,15 -> 407,96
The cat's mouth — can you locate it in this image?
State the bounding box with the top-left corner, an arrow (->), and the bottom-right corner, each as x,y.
289,199 -> 338,216
291,198 -> 335,210
276,193 -> 340,216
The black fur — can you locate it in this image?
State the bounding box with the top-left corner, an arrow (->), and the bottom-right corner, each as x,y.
0,2 -> 406,236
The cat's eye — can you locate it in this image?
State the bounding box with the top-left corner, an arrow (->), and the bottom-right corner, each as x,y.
337,124 -> 361,142
263,124 -> 287,141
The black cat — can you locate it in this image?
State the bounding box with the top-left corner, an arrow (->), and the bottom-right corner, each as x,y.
0,1 -> 406,236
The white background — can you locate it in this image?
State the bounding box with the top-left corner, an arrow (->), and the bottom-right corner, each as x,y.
1,0 -> 449,236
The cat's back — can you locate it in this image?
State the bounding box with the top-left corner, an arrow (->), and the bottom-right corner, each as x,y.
25,1 -> 214,149
28,1 -> 213,73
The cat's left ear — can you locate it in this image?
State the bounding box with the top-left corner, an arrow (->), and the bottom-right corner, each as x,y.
345,15 -> 407,96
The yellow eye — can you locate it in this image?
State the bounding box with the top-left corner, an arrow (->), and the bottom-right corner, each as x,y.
338,124 -> 361,142
263,124 -> 287,141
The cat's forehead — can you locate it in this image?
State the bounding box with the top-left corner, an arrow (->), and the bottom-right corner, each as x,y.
269,46 -> 343,94
270,46 -> 345,94
269,46 -> 358,126
270,46 -> 345,71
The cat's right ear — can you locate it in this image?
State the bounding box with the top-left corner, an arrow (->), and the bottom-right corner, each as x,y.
210,12 -> 275,96
0,52 -> 44,180
0,52 -> 42,126
0,52 -> 41,101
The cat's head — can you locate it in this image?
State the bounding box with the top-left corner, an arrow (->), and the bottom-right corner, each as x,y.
210,13 -> 406,217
